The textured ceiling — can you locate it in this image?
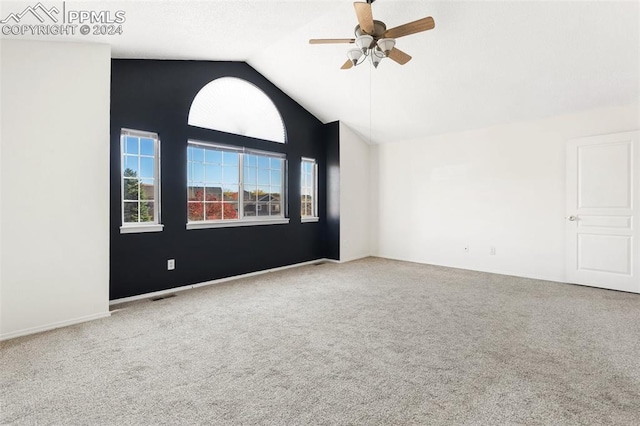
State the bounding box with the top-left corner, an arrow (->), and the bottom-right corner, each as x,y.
2,0 -> 638,144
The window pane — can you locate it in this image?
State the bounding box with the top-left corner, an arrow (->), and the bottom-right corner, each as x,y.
205,203 -> 222,220
140,157 -> 154,178
140,179 -> 154,200
140,202 -> 155,221
191,162 -> 204,182
223,202 -> 239,219
205,186 -> 222,201
245,154 -> 256,167
267,202 -> 277,216
140,138 -> 155,156
270,170 -> 281,185
270,158 -> 282,170
192,147 -> 204,162
223,166 -> 239,185
302,202 -> 312,217
123,202 -> 138,222
123,178 -> 139,201
205,149 -> 222,164
258,186 -> 270,198
205,164 -> 222,183
257,156 -> 269,169
257,202 -> 269,216
188,201 -> 204,221
258,169 -> 269,185
223,151 -> 239,165
244,167 -> 257,184
223,186 -> 239,201
244,186 -> 257,202
125,136 -> 138,154
187,186 -> 203,202
243,202 -> 256,216
124,155 -> 138,175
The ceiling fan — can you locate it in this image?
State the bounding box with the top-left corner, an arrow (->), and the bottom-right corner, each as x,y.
309,0 -> 435,69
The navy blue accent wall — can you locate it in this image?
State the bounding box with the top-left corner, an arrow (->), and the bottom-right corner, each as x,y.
323,121 -> 341,261
110,60 -> 339,300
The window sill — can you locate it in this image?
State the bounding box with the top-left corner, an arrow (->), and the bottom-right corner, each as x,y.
186,218 -> 290,230
120,224 -> 164,234
301,217 -> 319,223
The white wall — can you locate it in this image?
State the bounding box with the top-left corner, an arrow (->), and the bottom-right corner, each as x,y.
339,123 -> 371,262
0,40 -> 111,340
372,104 -> 640,282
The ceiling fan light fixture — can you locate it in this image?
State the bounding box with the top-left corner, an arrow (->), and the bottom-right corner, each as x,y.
370,52 -> 383,68
347,48 -> 363,65
377,38 -> 395,56
355,34 -> 374,54
309,4 -> 434,69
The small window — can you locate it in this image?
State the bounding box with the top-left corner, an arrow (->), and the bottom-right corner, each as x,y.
120,129 -> 163,233
301,157 -> 318,222
187,141 -> 288,229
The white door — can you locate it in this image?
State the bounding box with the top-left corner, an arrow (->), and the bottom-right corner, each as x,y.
566,131 -> 639,293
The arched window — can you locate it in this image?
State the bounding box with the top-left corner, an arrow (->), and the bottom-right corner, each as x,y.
188,77 -> 286,143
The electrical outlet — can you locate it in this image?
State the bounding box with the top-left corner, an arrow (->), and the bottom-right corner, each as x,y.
464,245 -> 469,253
167,259 -> 175,270
490,246 -> 496,255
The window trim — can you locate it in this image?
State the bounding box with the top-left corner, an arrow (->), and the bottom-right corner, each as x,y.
186,217 -> 290,230
301,157 -> 319,222
301,217 -> 320,223
121,224 -> 165,234
187,140 -> 288,229
120,128 -> 163,234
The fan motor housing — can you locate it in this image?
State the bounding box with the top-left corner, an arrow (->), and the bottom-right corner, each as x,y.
355,20 -> 387,39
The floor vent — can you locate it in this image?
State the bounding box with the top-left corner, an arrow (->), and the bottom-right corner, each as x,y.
150,294 -> 176,302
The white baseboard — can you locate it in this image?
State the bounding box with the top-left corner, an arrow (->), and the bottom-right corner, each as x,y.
0,311 -> 111,342
339,253 -> 371,263
110,258 -> 338,306
374,254 -> 564,283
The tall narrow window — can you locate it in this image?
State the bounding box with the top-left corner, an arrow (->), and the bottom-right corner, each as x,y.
301,157 -> 318,222
120,129 -> 162,233
187,141 -> 288,229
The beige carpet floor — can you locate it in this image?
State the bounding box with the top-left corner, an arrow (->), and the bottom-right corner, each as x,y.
1,257 -> 639,425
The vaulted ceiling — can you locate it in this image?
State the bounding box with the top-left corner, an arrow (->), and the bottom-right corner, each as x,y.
3,0 -> 638,144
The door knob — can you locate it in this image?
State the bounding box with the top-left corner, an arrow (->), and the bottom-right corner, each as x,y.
567,215 -> 577,221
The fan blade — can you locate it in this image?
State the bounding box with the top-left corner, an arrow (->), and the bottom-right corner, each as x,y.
387,47 -> 412,65
341,59 -> 354,70
309,38 -> 355,44
354,2 -> 374,34
384,16 -> 435,39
